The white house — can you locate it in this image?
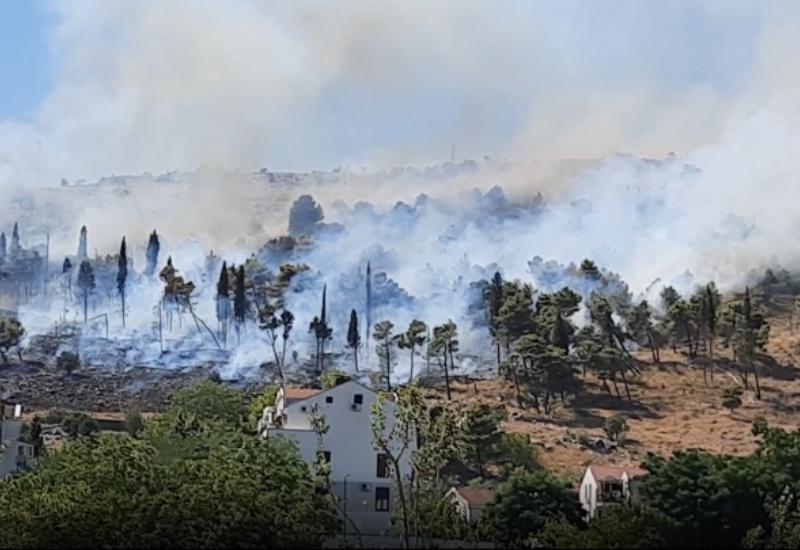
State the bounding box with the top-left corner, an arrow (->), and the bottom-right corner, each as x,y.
258,381 -> 415,536
447,486 -> 495,523
578,464 -> 648,520
1,403 -> 35,479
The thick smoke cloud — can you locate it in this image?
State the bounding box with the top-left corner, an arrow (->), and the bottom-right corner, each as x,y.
2,1 -> 800,382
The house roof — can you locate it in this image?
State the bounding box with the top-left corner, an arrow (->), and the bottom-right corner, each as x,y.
589,465 -> 648,481
451,486 -> 495,507
282,388 -> 323,401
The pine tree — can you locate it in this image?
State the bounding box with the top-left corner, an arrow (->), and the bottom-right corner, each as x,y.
373,320 -> 396,391
398,320 -> 427,384
309,284 -> 332,373
460,403 -> 506,477
431,321 -> 458,400
0,232 -> 5,262
9,222 -> 20,258
347,309 -> 360,372
145,230 -> 160,277
117,237 -> 128,328
76,260 -> 95,324
485,271 -> 505,367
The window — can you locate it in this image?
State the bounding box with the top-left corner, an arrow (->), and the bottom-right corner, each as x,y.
353,393 -> 363,405
375,487 -> 391,512
300,406 -> 307,412
326,396 -> 333,404
376,453 -> 390,478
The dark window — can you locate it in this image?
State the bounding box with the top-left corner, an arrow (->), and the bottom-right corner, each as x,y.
376,453 -> 390,478
326,396 -> 333,404
375,487 -> 390,512
354,393 -> 364,405
300,406 -> 307,412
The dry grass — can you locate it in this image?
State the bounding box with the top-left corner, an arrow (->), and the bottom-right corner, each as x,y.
425,312 -> 800,480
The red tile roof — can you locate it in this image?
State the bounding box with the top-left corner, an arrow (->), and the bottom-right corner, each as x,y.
452,486 -> 495,507
282,388 -> 322,401
589,465 -> 648,481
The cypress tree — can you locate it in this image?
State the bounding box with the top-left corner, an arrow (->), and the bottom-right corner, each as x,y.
234,265 -> 247,325
76,260 -> 95,324
145,230 -> 160,277
347,309 -> 360,372
117,237 -> 128,328
0,232 -> 5,262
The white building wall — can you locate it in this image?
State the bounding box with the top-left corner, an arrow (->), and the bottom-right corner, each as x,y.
0,416 -> 23,478
264,382 -> 414,536
579,469 -> 597,520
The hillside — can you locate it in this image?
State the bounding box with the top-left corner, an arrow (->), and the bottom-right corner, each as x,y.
424,304 -> 800,479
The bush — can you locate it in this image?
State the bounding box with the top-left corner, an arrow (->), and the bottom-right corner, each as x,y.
320,369 -> 352,390
56,351 -> 80,375
125,408 -> 145,437
604,414 -> 629,443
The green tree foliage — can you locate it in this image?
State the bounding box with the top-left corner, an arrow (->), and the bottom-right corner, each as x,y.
626,300 -> 660,362
742,488 -> 800,549
495,433 -> 540,477
62,412 -> 99,438
76,259 -> 95,324
234,264 -> 247,327
496,281 -> 536,348
539,504 -> 681,549
480,469 -> 583,547
0,316 -> 25,363
56,351 -> 80,376
732,288 -> 770,398
125,408 -> 144,437
308,284 -> 332,374
166,380 -> 248,430
320,369 -> 352,390
459,403 -> 506,477
0,431 -> 338,548
216,261 -> 231,346
373,320 -> 397,391
397,319 -> 427,384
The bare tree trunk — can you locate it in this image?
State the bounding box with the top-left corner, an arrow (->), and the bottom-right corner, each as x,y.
408,344 -> 415,385
753,362 -> 761,400
121,289 -> 126,328
620,370 -> 632,402
443,351 -> 451,400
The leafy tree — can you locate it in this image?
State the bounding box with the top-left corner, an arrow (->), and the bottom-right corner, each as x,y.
145,229 -> 160,277
460,403 -> 506,477
539,504 -> 681,549
742,488 -> 800,549
495,433 -> 540,477
480,468 -> 583,547
660,285 -> 681,311
346,309 -> 361,372
247,385 -> 278,431
397,319 -> 427,384
373,320 -> 397,391
62,412 -> 99,438
496,281 -> 536,350
117,236 -> 128,328
579,258 -> 602,281
431,320 -> 459,400
371,385 -> 462,548
56,351 -> 80,376
0,431 -> 338,547
0,316 -> 25,363
604,413 -> 629,443
167,380 -> 248,430
125,408 -> 144,437
76,259 -> 95,324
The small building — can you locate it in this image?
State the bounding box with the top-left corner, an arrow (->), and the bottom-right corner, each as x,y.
447,486 -> 495,523
579,464 -> 648,520
1,404 -> 35,478
258,381 -> 415,536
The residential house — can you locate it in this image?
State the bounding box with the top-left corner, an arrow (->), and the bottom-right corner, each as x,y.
447,486 -> 495,523
1,403 -> 35,478
578,464 -> 648,520
258,381 -> 415,536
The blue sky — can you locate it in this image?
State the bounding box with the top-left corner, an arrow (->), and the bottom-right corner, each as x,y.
0,0 -> 50,120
